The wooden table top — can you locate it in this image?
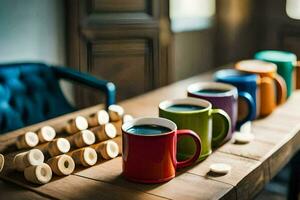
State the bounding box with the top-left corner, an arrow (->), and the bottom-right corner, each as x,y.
1,70 -> 300,200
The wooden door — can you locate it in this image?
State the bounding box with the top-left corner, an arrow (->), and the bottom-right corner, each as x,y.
66,0 -> 171,108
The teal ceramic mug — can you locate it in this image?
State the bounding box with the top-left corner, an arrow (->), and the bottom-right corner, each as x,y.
255,50 -> 299,98
159,97 -> 231,161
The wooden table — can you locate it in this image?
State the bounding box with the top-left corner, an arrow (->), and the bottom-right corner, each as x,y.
1,71 -> 300,200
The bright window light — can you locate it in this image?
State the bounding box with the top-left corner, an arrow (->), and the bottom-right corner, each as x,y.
286,0 -> 300,20
170,0 -> 215,19
170,0 -> 216,32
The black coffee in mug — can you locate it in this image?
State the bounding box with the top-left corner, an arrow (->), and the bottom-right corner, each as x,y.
166,104 -> 205,112
127,124 -> 172,135
195,89 -> 228,95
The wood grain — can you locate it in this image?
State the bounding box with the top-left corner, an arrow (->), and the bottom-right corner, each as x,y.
75,157 -> 235,200
0,180 -> 48,200
218,138 -> 274,161
90,39 -> 151,102
253,112 -> 300,132
0,151 -> 165,200
0,174 -> 165,200
267,130 -> 300,179
188,152 -> 260,183
140,173 -> 234,200
2,71 -> 300,199
250,126 -> 292,145
188,151 -> 267,199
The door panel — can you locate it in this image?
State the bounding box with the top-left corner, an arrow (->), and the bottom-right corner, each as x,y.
66,0 -> 170,108
89,39 -> 152,101
91,0 -> 148,13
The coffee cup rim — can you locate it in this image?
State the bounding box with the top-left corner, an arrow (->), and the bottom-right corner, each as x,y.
255,50 -> 297,64
159,97 -> 211,114
122,117 -> 177,137
187,82 -> 237,97
214,69 -> 258,83
235,59 -> 277,75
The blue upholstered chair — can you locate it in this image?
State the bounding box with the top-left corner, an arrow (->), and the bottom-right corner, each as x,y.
0,63 -> 116,134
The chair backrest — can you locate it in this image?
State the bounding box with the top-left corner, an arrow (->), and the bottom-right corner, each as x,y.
0,63 -> 74,134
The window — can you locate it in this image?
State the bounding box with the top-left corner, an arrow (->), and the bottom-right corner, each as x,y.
286,0 -> 300,20
170,0 -> 216,32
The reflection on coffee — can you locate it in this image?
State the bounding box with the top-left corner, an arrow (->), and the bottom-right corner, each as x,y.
166,104 -> 205,112
127,125 -> 171,135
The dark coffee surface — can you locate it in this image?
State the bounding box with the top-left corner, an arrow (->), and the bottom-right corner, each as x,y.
195,89 -> 229,94
166,104 -> 205,112
127,124 -> 172,135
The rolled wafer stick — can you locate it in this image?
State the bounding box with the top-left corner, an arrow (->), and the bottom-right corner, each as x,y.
65,116 -> 88,134
108,105 -> 124,122
91,136 -> 122,158
13,149 -> 44,172
111,120 -> 122,136
112,136 -> 122,154
33,143 -> 48,155
35,138 -> 69,155
47,155 -> 75,176
94,140 -> 119,160
37,126 -> 56,143
91,123 -> 117,141
68,147 -> 97,167
14,152 -> 29,171
16,132 -> 39,149
88,110 -> 109,127
48,138 -> 71,157
112,114 -> 133,136
91,136 -> 122,149
0,154 -> 4,173
24,163 -> 52,184
67,130 -> 96,148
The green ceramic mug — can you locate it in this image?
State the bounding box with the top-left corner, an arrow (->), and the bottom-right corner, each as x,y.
159,97 -> 231,161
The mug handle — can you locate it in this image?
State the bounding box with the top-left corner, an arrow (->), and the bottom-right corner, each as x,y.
260,76 -> 277,116
295,61 -> 300,90
211,109 -> 231,148
237,91 -> 255,129
176,130 -> 201,169
273,74 -> 287,104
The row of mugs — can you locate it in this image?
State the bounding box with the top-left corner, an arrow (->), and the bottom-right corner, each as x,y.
121,94 -> 233,183
120,50 -> 299,183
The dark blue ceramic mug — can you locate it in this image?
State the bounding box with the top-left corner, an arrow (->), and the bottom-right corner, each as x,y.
214,69 -> 258,128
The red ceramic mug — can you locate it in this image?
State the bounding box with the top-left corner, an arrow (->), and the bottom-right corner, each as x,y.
122,117 -> 202,183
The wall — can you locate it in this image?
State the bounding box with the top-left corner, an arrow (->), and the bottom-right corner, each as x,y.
172,29 -> 215,81
215,0 -> 259,66
0,0 -> 73,104
0,0 -> 65,65
256,0 -> 300,56
169,0 -> 216,81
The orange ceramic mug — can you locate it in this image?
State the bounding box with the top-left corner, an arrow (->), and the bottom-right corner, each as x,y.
235,60 -> 287,117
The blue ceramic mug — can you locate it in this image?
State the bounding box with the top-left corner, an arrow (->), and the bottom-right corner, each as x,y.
214,69 -> 258,128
